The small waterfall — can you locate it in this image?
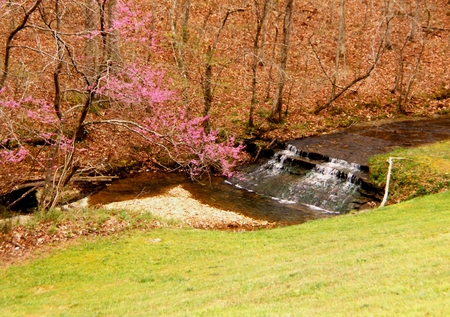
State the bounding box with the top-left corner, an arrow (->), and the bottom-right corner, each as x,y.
258,144 -> 301,175
229,145 -> 375,213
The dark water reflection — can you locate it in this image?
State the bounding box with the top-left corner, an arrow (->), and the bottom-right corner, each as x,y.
89,172 -> 334,225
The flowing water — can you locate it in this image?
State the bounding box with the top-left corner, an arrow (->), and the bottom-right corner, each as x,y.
88,144 -> 377,227
224,115 -> 450,217
90,115 -> 450,224
7,115 -> 450,224
227,144 -> 377,213
88,172 -> 334,225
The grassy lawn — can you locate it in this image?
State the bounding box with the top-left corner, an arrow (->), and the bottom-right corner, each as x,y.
1,191 -> 450,316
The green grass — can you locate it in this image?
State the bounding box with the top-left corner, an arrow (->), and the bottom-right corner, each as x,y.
1,191 -> 450,316
369,140 -> 450,203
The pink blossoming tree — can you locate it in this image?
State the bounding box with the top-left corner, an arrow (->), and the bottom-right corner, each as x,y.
0,0 -> 243,210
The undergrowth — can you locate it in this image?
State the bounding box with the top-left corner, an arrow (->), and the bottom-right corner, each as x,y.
0,206 -> 181,265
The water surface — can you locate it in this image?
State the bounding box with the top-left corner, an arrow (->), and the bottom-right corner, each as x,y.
89,172 -> 334,225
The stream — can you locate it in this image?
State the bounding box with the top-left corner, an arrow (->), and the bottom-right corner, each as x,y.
89,115 -> 450,225
88,172 -> 334,225
4,115 -> 450,225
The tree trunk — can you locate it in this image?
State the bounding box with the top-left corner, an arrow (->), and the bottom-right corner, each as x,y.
181,0 -> 191,43
0,0 -> 43,89
329,0 -> 335,24
106,0 -> 120,64
203,45 -> 213,120
201,7 -> 244,123
85,0 -> 98,85
248,0 -> 270,128
384,0 -> 394,49
396,7 -> 430,113
331,0 -> 346,100
268,0 -> 294,123
169,0 -> 191,109
53,0 -> 63,120
266,25 -> 279,100
408,0 -> 420,41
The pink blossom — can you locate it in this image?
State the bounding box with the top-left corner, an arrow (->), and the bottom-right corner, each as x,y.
0,147 -> 28,165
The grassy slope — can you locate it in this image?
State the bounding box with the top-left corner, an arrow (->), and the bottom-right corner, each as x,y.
369,140 -> 450,203
1,192 -> 450,316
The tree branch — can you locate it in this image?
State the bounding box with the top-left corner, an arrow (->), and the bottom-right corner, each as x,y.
0,0 -> 43,88
312,15 -> 391,115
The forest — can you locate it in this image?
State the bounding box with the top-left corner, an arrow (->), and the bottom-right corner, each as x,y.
1,0 -> 449,210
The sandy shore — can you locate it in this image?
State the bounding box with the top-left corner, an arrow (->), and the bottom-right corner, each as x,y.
101,185 -> 274,230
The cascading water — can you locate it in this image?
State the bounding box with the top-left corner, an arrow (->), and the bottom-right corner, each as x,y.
64,116 -> 450,226
228,144 -> 376,213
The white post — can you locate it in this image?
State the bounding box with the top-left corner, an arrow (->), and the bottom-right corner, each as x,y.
380,157 -> 406,208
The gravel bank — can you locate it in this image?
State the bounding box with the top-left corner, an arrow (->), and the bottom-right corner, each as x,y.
102,185 -> 274,230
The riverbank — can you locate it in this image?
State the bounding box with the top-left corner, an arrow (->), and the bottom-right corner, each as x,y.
1,185 -> 274,265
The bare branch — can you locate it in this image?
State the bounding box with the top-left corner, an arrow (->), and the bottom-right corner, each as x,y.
0,0 -> 43,88
312,14 -> 391,115
84,119 -> 183,168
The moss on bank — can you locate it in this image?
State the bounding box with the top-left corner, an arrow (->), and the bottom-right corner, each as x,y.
369,140 -> 450,204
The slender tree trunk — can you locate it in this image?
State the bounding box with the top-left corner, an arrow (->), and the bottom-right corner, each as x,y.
331,0 -> 346,100
0,0 -> 43,89
337,0 -> 346,65
266,25 -> 279,100
268,0 -> 294,123
181,0 -> 191,43
259,0 -> 272,63
393,37 -> 407,109
169,0 -> 191,109
53,0 -> 63,120
408,0 -> 420,41
203,45 -> 213,119
106,0 -> 120,64
85,0 -> 98,85
384,0 -> 394,49
329,0 -> 335,24
248,0 -> 270,128
201,7 -> 244,122
396,8 -> 430,113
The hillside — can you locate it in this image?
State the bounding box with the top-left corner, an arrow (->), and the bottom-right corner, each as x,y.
1,190 -> 450,316
150,0 -> 450,138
